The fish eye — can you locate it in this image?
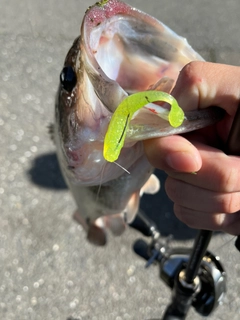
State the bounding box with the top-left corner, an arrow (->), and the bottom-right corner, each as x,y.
60,66 -> 77,92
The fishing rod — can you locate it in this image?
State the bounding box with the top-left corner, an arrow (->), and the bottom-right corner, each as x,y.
132,103 -> 240,320
133,212 -> 226,320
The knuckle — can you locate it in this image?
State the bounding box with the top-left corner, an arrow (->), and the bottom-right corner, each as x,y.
178,61 -> 205,87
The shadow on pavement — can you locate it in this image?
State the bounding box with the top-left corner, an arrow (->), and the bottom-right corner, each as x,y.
28,152 -> 67,190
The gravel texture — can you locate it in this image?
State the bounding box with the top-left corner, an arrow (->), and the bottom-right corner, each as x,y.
1,0 -> 240,319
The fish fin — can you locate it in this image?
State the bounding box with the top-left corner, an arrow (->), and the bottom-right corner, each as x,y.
124,175 -> 160,224
124,192 -> 140,224
140,174 -> 160,196
48,123 -> 55,143
148,76 -> 174,93
73,210 -> 107,246
72,178 -> 158,244
104,214 -> 126,236
87,214 -> 126,245
87,222 -> 107,246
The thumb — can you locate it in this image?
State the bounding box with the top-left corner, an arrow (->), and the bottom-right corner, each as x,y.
143,135 -> 202,173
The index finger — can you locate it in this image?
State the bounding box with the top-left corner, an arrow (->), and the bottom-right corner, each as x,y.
172,61 -> 240,115
166,141 -> 240,193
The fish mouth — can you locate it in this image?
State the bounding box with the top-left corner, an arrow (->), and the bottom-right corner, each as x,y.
87,15 -> 178,93
81,0 -> 203,113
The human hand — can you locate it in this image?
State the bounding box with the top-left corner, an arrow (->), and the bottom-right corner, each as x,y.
144,61 -> 240,235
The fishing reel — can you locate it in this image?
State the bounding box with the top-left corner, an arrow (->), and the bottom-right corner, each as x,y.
130,212 -> 226,319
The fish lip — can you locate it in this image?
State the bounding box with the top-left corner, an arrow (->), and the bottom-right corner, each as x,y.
84,0 -> 134,30
80,1 -> 133,113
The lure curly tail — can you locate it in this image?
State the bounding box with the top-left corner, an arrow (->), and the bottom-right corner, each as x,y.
103,91 -> 184,162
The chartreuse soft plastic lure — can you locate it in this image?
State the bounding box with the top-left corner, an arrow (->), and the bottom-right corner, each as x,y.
103,90 -> 184,162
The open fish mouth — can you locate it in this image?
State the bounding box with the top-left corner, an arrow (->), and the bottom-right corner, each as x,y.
85,14 -> 199,93
81,0 -> 203,112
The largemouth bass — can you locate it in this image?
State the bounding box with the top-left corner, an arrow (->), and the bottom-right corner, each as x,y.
55,0 -> 223,245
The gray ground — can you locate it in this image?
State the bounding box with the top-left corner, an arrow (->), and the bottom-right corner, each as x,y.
1,0 -> 240,319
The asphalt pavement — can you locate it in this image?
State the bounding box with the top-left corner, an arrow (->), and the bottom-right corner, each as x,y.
1,0 -> 240,319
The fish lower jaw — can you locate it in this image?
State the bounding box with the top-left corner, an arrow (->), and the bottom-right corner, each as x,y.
62,143 -> 145,186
